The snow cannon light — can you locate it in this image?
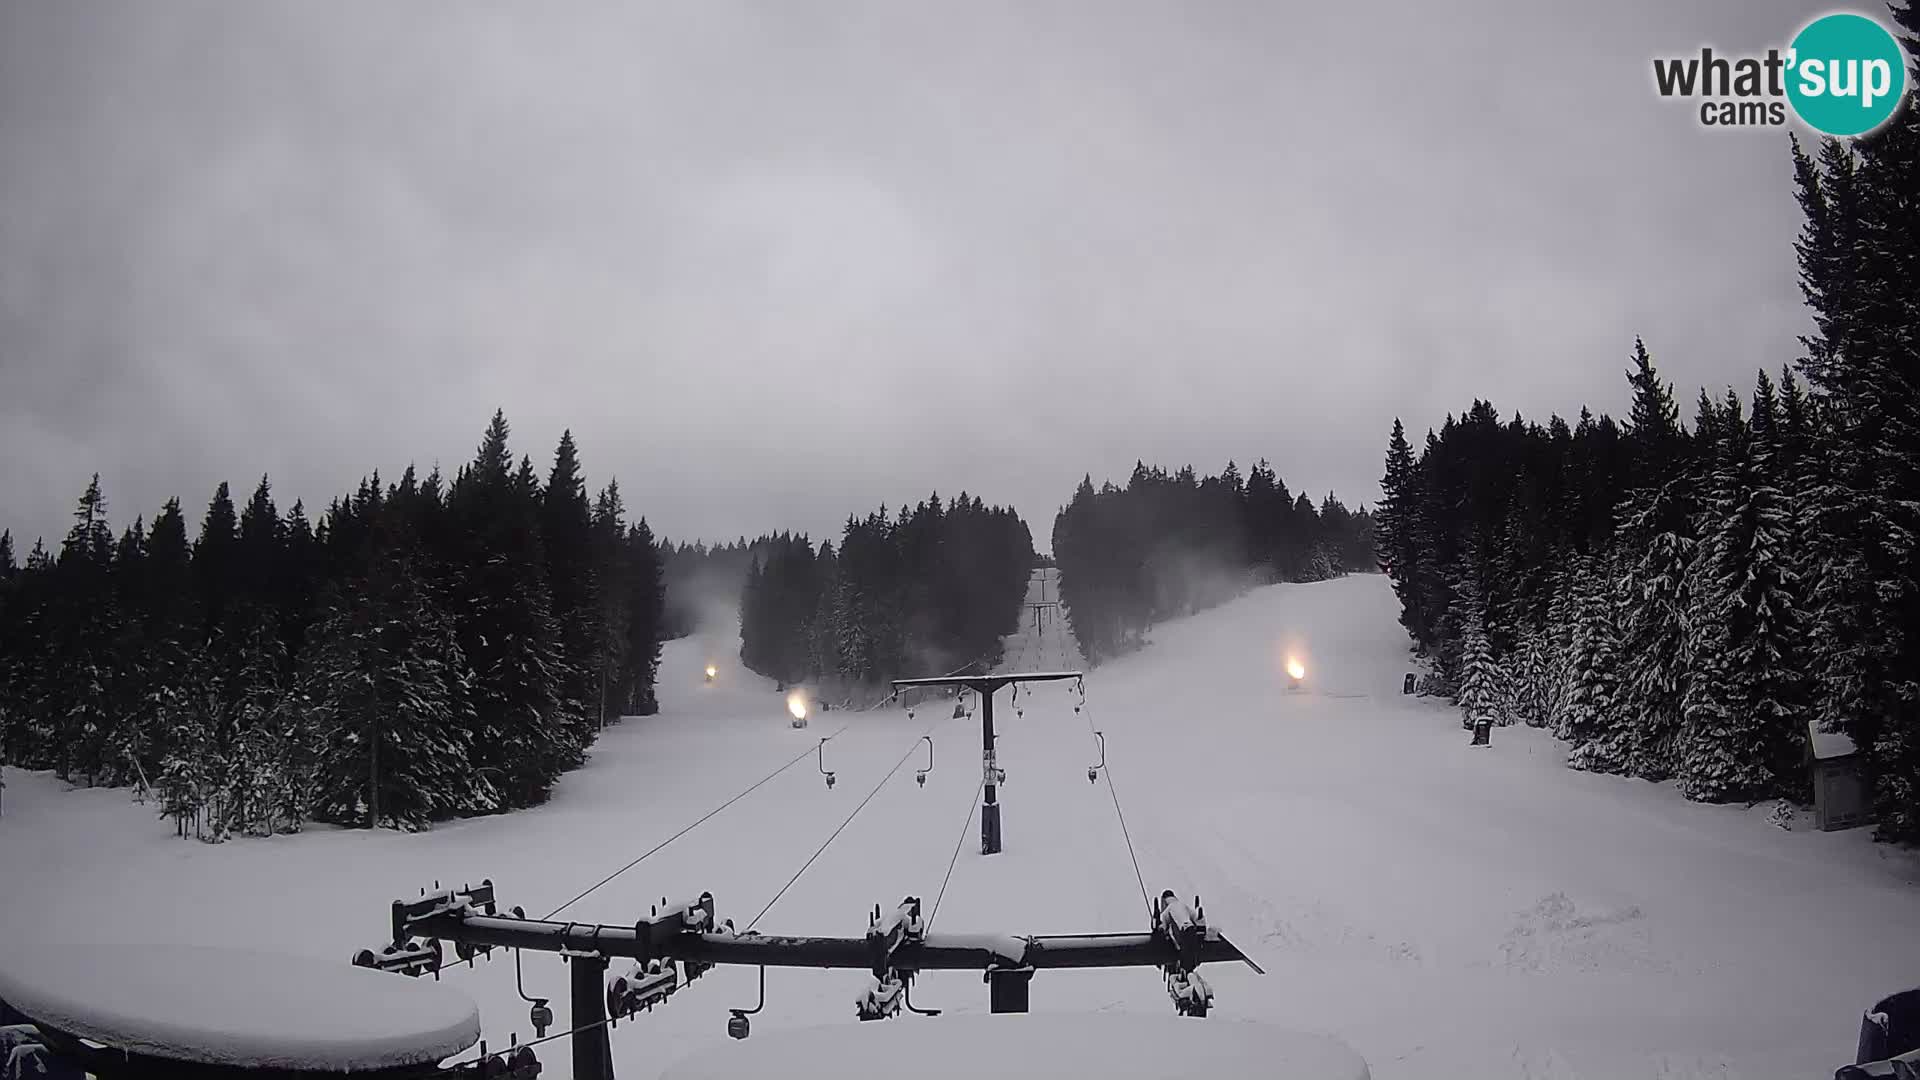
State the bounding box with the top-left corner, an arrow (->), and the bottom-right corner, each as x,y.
1286,657 -> 1306,682
788,692 -> 809,727
706,664 -> 718,680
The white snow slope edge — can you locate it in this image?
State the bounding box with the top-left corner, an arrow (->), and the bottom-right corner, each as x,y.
0,943 -> 479,1069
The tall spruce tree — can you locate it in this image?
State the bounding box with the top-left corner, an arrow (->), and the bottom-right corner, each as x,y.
1613,479 -> 1696,781
1455,611 -> 1502,731
590,480 -> 630,725
622,518 -> 666,715
303,554 -> 481,828
1559,553 -> 1623,760
51,475 -> 120,783
1681,389 -> 1811,800
541,431 -> 598,738
446,411 -> 580,808
194,482 -> 240,638
1788,38 -> 1920,836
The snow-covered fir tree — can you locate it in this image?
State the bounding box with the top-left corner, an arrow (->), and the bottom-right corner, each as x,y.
1675,390 -> 1810,801
1508,631 -> 1549,728
1612,486 -> 1695,781
303,556 -> 480,829
1455,611 -> 1502,730
0,411 -> 675,835
1560,554 -> 1624,765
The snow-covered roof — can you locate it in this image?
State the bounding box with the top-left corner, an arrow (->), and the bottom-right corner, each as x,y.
0,943 -> 480,1071
1808,719 -> 1859,761
661,1012 -> 1369,1080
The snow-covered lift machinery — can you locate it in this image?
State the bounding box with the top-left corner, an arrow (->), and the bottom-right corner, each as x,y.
355,878 -> 1261,1080
890,670 -> 1082,855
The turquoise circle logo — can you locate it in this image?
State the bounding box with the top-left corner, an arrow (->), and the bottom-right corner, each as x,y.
1786,12 -> 1908,136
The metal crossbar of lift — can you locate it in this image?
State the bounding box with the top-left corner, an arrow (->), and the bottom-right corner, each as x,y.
888,671 -> 1083,855
355,879 -> 1263,1080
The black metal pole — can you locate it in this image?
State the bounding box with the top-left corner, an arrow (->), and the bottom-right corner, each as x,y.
571,954 -> 612,1080
980,686 -> 1001,855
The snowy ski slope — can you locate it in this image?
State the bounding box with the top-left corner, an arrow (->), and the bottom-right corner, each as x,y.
2,573 -> 1918,1078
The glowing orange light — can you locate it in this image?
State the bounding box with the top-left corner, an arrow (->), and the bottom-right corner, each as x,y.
787,693 -> 808,721
1286,657 -> 1306,681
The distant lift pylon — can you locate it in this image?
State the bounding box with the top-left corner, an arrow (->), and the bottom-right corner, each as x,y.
890,671 -> 1082,855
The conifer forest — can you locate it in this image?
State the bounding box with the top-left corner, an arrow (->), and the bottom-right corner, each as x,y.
1375,124 -> 1920,842
0,412 -> 667,835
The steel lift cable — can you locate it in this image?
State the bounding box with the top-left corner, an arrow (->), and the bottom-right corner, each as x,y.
544,721 -> 852,921
1077,679 -> 1152,917
539,646 -> 1003,922
744,705 -> 967,933
437,1006 -> 615,1073
926,771 -> 986,930
923,624 -> 1055,930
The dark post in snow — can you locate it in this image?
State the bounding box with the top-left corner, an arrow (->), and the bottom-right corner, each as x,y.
1470,717 -> 1491,746
891,670 -> 1082,855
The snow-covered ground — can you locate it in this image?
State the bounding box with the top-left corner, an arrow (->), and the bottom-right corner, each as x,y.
3,573 -> 1918,1078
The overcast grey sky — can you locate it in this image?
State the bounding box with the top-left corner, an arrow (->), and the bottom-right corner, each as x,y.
0,1 -> 1832,554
